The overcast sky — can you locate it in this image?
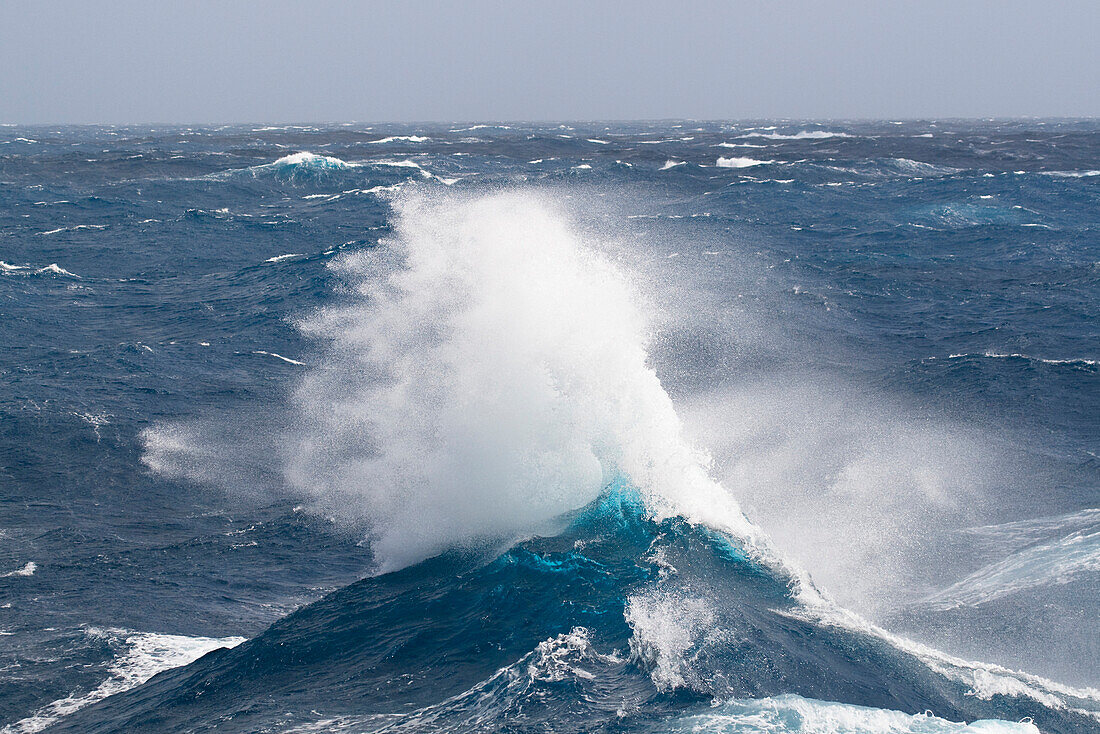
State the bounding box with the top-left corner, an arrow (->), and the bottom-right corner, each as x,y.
3,0 -> 1098,124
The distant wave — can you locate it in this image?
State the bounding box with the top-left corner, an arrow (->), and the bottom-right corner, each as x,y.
1039,170 -> 1100,178
36,224 -> 107,236
1,261 -> 80,278
947,352 -> 1098,367
888,158 -> 963,177
202,151 -> 445,184
194,151 -> 362,182
366,135 -> 430,144
266,151 -> 355,170
448,124 -> 513,132
741,130 -> 854,140
2,561 -> 36,577
252,350 -> 306,366
716,156 -> 773,168
263,253 -> 306,263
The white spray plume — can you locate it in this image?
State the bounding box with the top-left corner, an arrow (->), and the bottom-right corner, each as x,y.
285,189 -> 760,572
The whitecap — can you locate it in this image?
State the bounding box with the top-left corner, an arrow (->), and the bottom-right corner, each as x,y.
784,604 -> 1100,719
36,224 -> 107,236
36,264 -> 80,278
367,135 -> 430,144
947,352 -> 1098,367
4,629 -> 244,733
1039,170 -> 1100,178
253,350 -> 306,366
716,156 -> 773,168
268,151 -> 354,170
2,562 -> 36,577
448,124 -> 512,132
741,130 -> 853,140
368,159 -> 432,177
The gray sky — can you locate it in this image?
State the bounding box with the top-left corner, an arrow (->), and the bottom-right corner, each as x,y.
3,0 -> 1098,123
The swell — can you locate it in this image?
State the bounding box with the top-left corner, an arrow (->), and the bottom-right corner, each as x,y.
43,487 -> 1099,733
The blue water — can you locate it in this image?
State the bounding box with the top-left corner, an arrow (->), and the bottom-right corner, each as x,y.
0,121 -> 1097,733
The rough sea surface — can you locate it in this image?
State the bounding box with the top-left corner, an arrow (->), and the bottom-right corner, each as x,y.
0,121 -> 1097,733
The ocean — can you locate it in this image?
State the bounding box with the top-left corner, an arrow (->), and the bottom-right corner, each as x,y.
0,120 -> 1097,733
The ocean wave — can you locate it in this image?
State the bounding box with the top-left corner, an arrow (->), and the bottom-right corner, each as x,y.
252,350 -> 306,366
741,130 -> 854,140
264,253 -> 306,263
2,261 -> 81,278
201,152 -> 442,185
1038,170 -> 1100,178
279,189 -> 768,574
266,151 -> 356,170
366,135 -> 430,144
205,152 -> 360,181
947,352 -> 1098,367
54,488 -> 1099,733
1,561 -> 36,577
448,124 -> 513,132
38,263 -> 79,277
366,159 -> 433,177
786,603 -> 1100,721
1,628 -> 243,734
913,203 -> 1026,228
660,160 -> 686,170
36,224 -> 107,236
716,156 -> 774,168
666,695 -> 1039,733
888,158 -> 963,177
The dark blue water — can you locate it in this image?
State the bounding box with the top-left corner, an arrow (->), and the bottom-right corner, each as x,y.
0,121 -> 1097,733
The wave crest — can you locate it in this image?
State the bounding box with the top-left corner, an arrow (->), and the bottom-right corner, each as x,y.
284,189 -> 759,572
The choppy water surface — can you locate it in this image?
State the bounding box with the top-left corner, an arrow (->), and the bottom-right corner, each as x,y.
0,121 -> 1097,733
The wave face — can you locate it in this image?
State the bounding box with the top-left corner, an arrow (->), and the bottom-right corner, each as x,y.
43,487 -> 1096,732
2,121 -> 1099,733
